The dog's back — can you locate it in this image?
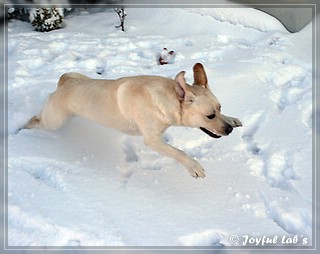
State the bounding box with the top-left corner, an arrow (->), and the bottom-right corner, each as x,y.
26,73 -> 181,135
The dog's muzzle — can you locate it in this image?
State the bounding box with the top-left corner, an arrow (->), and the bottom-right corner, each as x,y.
200,127 -> 223,139
225,124 -> 233,135
200,115 -> 242,139
200,123 -> 233,139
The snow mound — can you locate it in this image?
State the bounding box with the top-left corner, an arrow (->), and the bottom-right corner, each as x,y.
187,8 -> 287,32
179,230 -> 226,246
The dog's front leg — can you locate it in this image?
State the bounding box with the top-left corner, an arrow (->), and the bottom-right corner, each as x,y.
144,135 -> 205,178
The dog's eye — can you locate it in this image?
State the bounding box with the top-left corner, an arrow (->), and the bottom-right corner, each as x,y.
207,113 -> 216,120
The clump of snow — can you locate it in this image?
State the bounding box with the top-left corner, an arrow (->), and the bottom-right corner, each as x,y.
7,8 -> 313,247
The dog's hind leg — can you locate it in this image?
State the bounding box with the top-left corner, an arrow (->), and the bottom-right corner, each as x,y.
25,92 -> 70,130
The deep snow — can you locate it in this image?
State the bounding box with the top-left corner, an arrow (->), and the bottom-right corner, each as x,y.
7,8 -> 313,248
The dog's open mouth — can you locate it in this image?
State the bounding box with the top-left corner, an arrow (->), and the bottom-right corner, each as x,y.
200,127 -> 222,139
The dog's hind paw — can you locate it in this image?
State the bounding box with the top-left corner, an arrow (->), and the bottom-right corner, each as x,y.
25,116 -> 41,129
187,160 -> 206,178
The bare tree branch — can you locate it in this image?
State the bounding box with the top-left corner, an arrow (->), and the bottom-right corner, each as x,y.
113,8 -> 126,32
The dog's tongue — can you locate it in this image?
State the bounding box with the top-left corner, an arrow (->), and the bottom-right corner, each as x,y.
200,127 -> 221,139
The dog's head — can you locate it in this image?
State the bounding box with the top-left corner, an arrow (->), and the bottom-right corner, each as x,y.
175,63 -> 242,138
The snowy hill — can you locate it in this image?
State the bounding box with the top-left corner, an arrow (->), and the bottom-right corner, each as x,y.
7,8 -> 313,247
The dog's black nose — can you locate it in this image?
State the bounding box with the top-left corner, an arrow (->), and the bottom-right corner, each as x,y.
225,124 -> 233,135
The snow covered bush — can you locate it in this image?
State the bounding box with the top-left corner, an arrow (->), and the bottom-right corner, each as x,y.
29,8 -> 64,32
8,8 -> 29,22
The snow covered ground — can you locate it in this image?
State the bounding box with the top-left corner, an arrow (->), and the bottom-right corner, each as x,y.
7,8 -> 313,248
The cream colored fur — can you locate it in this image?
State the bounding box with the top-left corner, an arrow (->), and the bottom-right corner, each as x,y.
26,63 -> 242,178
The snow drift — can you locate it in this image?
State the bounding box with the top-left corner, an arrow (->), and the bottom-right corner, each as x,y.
7,8 -> 313,247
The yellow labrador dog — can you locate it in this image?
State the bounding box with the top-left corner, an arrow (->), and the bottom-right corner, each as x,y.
26,63 -> 242,178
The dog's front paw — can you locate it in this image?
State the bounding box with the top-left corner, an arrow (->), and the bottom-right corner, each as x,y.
187,160 -> 206,178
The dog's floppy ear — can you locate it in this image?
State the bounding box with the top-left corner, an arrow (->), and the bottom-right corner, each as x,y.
175,71 -> 195,102
193,63 -> 208,89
